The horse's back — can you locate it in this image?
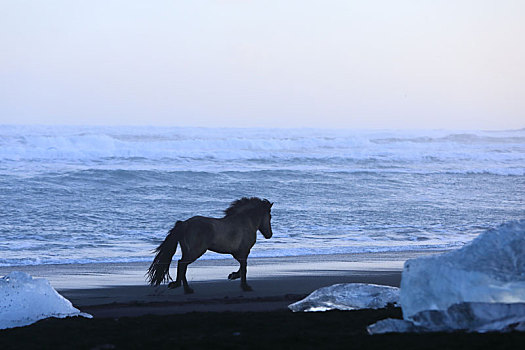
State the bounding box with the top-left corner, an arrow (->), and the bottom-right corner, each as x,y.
183,215 -> 220,228
180,215 -> 222,240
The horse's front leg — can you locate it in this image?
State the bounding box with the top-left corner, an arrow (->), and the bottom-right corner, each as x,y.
231,255 -> 252,291
239,258 -> 252,291
228,269 -> 240,280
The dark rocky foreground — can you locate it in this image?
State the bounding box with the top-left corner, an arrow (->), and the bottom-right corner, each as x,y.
1,307 -> 525,350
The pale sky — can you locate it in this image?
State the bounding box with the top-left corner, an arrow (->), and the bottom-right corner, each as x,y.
1,0 -> 524,129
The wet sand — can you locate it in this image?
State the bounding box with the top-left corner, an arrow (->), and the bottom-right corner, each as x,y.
64,271 -> 402,317
1,251 -> 413,316
0,252 -> 419,316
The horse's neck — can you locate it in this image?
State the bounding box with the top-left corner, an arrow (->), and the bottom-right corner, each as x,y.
227,213 -> 260,232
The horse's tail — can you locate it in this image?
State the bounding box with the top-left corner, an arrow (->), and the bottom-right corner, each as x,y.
147,221 -> 183,286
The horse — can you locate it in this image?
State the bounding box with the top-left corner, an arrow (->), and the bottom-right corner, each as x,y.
147,197 -> 273,294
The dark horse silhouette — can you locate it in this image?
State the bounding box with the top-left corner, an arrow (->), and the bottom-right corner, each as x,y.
147,197 -> 273,293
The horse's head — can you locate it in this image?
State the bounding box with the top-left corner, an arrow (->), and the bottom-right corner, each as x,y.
259,200 -> 273,239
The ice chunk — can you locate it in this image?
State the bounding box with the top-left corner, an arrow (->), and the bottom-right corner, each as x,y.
368,302 -> 525,334
411,302 -> 525,332
367,318 -> 424,334
0,271 -> 92,330
369,220 -> 525,334
288,283 -> 399,312
400,220 -> 525,319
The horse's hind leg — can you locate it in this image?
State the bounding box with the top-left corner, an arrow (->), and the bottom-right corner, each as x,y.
179,260 -> 193,294
174,248 -> 207,294
168,259 -> 194,294
170,235 -> 207,294
168,260 -> 184,290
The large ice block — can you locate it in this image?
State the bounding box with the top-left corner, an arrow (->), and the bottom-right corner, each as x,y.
400,220 -> 525,319
288,283 -> 399,312
0,271 -> 91,329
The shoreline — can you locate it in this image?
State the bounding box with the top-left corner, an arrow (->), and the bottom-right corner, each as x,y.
0,251 -> 443,318
0,250 -> 442,290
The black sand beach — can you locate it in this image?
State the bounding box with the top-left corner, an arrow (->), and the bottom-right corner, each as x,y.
3,308 -> 525,350
2,252 -> 524,349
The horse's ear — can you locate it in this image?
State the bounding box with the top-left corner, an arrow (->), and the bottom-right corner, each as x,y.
270,202 -> 273,208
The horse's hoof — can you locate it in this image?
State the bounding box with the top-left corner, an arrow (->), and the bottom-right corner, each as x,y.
168,281 -> 181,289
184,287 -> 194,294
228,272 -> 240,280
241,284 -> 253,292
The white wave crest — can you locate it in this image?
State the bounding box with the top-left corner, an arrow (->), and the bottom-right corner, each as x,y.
1,125 -> 523,175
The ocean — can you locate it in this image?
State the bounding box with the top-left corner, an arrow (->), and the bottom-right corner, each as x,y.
1,125 -> 523,267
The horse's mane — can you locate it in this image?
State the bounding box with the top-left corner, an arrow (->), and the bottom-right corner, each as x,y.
224,197 -> 270,217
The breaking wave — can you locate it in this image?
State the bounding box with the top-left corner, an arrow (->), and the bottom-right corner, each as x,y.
1,125 -> 523,175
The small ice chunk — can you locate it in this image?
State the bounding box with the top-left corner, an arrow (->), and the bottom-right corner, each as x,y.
367,318 -> 423,334
411,302 -> 525,333
0,271 -> 92,330
288,283 -> 399,312
400,220 -> 525,319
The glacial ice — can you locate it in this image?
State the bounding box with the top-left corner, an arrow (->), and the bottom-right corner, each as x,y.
368,302 -> 525,334
288,283 -> 399,312
0,271 -> 91,330
368,220 -> 525,334
400,220 -> 525,319
410,302 -> 525,332
367,318 -> 423,334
